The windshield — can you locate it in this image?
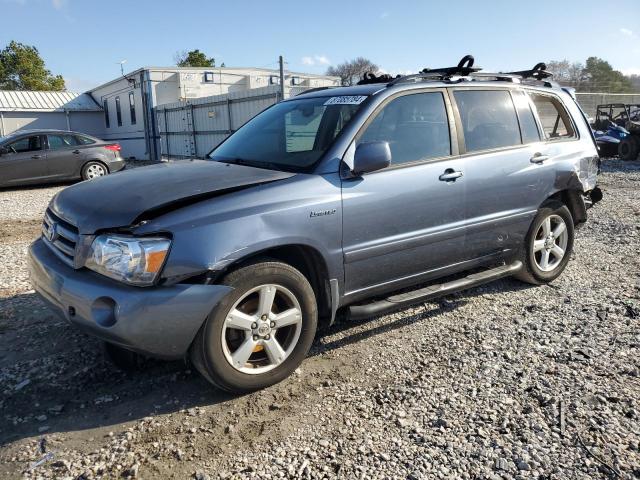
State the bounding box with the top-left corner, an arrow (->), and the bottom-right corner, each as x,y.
209,95 -> 366,172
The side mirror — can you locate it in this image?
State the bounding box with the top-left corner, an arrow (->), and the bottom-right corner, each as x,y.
352,141 -> 391,175
0,147 -> 8,156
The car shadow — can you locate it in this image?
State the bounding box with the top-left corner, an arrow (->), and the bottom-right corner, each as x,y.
0,180 -> 76,192
0,276 -> 533,446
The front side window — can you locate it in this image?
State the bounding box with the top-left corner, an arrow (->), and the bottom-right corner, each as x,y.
210,96 -> 366,172
129,92 -> 136,125
115,97 -> 122,127
357,92 -> 451,165
48,134 -> 78,150
5,135 -> 42,154
454,90 -> 521,152
529,93 -> 575,140
103,99 -> 110,128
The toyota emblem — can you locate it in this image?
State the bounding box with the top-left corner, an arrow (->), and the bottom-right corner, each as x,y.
45,223 -> 57,242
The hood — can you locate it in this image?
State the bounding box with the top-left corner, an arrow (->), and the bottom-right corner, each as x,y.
50,160 -> 295,233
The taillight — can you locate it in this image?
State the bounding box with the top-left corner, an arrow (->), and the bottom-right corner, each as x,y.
104,144 -> 121,152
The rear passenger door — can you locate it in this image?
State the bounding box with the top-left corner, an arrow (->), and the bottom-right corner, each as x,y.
450,88 -> 553,260
341,90 -> 467,300
45,134 -> 83,179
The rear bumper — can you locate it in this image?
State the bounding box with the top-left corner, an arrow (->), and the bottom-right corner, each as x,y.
109,159 -> 126,173
28,238 -> 232,359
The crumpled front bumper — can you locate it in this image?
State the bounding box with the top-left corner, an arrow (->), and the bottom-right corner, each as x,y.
28,238 -> 232,359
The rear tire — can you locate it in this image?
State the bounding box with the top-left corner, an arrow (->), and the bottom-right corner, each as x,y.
515,201 -> 574,285
82,161 -> 108,180
190,261 -> 317,393
618,137 -> 639,161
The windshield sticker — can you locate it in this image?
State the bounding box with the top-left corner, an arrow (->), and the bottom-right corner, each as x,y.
323,96 -> 368,106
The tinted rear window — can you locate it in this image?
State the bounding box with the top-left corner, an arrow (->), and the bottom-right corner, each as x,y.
454,90 -> 521,152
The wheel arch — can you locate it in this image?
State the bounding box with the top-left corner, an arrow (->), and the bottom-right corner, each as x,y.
545,189 -> 587,226
208,244 -> 335,329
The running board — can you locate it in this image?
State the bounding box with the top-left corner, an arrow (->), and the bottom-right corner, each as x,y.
346,261 -> 523,321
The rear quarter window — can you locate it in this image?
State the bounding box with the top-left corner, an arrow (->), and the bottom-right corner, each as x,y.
453,90 -> 521,152
76,135 -> 96,145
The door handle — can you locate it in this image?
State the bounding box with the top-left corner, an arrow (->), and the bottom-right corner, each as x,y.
72,150 -> 81,154
31,155 -> 42,159
530,152 -> 550,164
439,169 -> 463,182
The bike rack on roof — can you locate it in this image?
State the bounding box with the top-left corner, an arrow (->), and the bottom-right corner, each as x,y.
321,56 -> 560,93
506,62 -> 553,80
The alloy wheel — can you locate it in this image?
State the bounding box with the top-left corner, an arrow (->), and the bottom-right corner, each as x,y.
221,284 -> 303,374
532,214 -> 568,272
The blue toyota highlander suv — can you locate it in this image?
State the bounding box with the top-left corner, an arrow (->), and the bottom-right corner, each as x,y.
28,58 -> 602,392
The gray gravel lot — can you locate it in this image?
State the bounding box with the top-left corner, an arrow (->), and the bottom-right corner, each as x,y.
0,159 -> 638,479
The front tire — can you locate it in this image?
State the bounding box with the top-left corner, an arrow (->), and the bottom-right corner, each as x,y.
191,261 -> 317,393
515,201 -> 574,285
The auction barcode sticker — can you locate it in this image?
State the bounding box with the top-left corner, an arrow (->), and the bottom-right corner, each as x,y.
323,96 -> 368,106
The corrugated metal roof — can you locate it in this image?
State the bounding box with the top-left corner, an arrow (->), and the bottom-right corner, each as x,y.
0,90 -> 102,112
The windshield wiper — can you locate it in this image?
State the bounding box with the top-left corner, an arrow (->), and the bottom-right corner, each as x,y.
212,157 -> 296,172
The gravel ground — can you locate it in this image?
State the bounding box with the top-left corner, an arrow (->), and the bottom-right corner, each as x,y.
0,159 -> 638,479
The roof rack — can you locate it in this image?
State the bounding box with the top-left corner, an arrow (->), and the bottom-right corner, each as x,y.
310,57 -> 560,94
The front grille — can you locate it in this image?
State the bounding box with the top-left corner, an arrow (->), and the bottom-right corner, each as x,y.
42,208 -> 79,267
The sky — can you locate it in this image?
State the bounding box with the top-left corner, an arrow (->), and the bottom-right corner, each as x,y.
1,0 -> 639,92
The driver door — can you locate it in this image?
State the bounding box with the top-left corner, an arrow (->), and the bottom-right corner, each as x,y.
0,135 -> 48,186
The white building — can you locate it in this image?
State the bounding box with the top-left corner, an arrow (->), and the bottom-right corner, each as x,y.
0,90 -> 103,137
88,67 -> 339,160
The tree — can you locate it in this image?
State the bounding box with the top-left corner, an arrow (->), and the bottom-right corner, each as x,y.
628,74 -> 640,92
0,41 -> 65,91
174,49 -> 215,68
581,57 -> 633,93
546,60 -> 585,88
326,57 -> 379,86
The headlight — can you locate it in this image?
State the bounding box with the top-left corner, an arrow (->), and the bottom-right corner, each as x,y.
85,235 -> 171,286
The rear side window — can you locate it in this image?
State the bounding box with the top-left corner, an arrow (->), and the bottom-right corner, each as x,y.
48,134 -> 78,150
454,90 -> 521,152
6,135 -> 42,153
513,91 -> 541,144
529,93 -> 575,140
357,92 -> 451,165
75,135 -> 96,145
